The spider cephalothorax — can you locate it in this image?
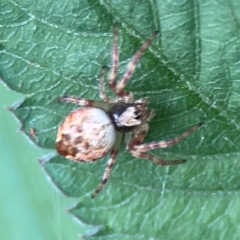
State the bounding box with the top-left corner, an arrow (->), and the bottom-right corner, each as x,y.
109,101 -> 152,132
56,23 -> 202,198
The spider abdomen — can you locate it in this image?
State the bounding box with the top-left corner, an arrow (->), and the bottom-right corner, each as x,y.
56,107 -> 116,162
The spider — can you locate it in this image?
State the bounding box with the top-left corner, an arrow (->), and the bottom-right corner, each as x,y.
56,23 -> 202,198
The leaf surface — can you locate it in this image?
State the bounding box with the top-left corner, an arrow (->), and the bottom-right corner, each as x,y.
1,0 -> 240,239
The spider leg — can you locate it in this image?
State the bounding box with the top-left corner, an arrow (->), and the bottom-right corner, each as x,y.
58,96 -> 110,110
91,132 -> 122,198
99,66 -> 108,102
99,65 -> 132,104
131,151 -> 186,165
134,97 -> 155,121
134,122 -> 202,152
105,23 -> 133,103
126,123 -> 149,150
115,31 -> 159,97
127,123 -> 192,165
108,23 -> 119,95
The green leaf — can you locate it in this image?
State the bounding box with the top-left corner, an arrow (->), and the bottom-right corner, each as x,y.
1,0 -> 240,239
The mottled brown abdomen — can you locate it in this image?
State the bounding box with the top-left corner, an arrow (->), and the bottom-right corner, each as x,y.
56,107 -> 116,162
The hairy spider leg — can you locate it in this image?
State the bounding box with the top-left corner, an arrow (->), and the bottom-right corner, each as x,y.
134,122 -> 202,152
134,98 -> 155,121
58,96 -> 110,110
131,151 -> 186,165
98,65 -> 125,104
127,123 -> 186,165
92,132 -> 122,198
108,23 -> 119,94
115,31 -> 159,97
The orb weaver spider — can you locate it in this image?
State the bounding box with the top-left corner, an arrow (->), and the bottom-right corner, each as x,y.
56,23 -> 202,198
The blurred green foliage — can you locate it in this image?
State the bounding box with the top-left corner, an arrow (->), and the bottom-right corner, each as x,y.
0,83 -> 89,240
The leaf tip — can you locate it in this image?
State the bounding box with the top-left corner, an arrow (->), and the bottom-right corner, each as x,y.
39,153 -> 57,165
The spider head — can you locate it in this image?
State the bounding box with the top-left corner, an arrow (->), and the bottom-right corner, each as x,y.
109,102 -> 151,132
